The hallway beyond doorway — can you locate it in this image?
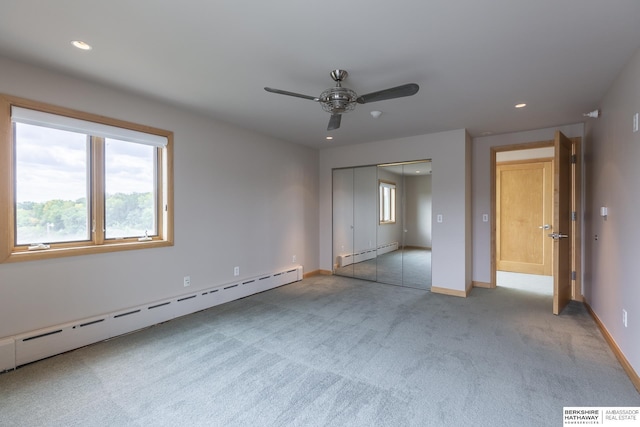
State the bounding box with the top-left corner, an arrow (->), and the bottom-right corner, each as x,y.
497,270 -> 552,295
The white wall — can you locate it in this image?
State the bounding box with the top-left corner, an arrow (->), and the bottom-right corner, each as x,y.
471,123 -> 584,284
0,57 -> 319,338
584,46 -> 640,374
319,129 -> 471,293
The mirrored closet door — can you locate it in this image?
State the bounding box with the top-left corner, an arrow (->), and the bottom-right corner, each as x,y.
332,166 -> 378,282
332,161 -> 432,289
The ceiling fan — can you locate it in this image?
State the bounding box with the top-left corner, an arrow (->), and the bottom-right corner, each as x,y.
264,70 -> 419,131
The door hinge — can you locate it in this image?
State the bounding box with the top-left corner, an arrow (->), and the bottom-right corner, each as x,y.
571,211 -> 577,221
571,271 -> 577,281
570,154 -> 577,164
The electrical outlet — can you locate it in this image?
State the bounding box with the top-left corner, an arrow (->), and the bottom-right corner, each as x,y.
633,113 -> 638,133
623,309 -> 628,328
183,276 -> 191,287
292,255 -> 296,263
233,266 -> 239,276
482,214 -> 489,222
437,214 -> 443,223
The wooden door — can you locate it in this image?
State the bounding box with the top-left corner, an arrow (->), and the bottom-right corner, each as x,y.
496,161 -> 553,275
552,131 -> 572,315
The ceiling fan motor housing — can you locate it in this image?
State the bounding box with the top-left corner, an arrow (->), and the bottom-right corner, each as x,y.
319,69 -> 358,113
319,87 -> 358,113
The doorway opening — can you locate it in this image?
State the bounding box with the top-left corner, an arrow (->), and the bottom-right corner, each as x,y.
496,147 -> 554,295
490,134 -> 582,313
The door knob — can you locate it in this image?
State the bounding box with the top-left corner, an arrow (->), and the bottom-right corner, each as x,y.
539,224 -> 552,230
548,232 -> 569,240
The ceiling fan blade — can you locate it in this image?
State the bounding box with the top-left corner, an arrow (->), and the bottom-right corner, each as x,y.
327,114 -> 342,131
356,83 -> 419,104
264,87 -> 318,101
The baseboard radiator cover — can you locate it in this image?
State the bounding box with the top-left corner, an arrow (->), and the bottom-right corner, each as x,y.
337,241 -> 399,268
3,265 -> 303,371
0,338 -> 15,372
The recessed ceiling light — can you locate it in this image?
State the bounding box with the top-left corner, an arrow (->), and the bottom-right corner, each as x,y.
481,131 -> 493,136
415,170 -> 421,174
370,110 -> 382,118
71,40 -> 92,51
515,103 -> 527,108
325,136 -> 333,140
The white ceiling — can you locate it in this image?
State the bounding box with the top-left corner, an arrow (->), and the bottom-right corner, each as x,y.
1,1 -> 639,148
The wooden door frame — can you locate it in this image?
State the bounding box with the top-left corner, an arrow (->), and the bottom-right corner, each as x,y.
490,138 -> 582,301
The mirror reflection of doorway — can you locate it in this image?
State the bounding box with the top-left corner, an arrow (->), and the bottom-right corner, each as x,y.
332,160 -> 432,290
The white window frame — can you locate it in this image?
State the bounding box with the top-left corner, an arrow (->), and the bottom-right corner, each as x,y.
379,180 -> 396,224
0,94 -> 174,263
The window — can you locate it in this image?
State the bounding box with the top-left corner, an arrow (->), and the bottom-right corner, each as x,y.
104,138 -> 157,239
1,95 -> 173,262
379,180 -> 396,224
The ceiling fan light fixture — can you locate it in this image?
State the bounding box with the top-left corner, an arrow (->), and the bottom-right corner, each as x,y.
319,86 -> 358,114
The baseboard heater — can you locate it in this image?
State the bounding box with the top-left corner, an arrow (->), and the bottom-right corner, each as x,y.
0,265 -> 303,372
337,241 -> 399,268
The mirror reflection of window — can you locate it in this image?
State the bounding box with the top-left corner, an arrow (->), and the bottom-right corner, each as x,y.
379,180 -> 396,224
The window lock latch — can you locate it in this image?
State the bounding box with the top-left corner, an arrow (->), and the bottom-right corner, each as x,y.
28,243 -> 51,251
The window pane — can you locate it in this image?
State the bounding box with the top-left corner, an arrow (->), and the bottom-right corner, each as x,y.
14,123 -> 90,245
383,187 -> 390,221
105,138 -> 156,239
379,186 -> 384,222
390,188 -> 396,222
